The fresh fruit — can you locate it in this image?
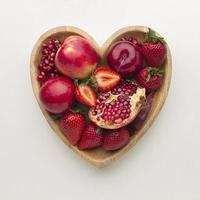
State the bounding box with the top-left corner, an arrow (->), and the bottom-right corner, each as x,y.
59,112 -> 85,145
121,37 -> 142,51
78,122 -> 103,150
129,93 -> 154,131
75,84 -> 97,107
137,67 -> 164,92
103,127 -> 130,151
55,36 -> 99,79
94,67 -> 121,92
89,81 -> 146,129
38,39 -> 61,84
107,40 -> 143,77
39,77 -> 75,114
142,28 -> 166,67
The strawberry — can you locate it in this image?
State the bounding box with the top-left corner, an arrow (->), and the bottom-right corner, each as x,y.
137,67 -> 164,92
59,112 -> 85,145
103,127 -> 130,151
75,84 -> 97,107
78,122 -> 103,150
142,28 -> 167,68
94,67 -> 121,92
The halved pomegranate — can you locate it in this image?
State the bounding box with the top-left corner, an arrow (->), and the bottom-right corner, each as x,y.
89,81 -> 146,129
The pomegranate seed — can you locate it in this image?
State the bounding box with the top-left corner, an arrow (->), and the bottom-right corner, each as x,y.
42,43 -> 47,48
37,74 -> 45,81
96,99 -> 100,104
38,38 -> 62,84
41,66 -> 51,73
49,63 -> 54,67
40,71 -> 45,76
115,114 -> 119,118
44,59 -> 49,65
42,49 -> 48,55
50,52 -> 55,57
126,114 -> 130,118
117,110 -> 121,114
104,93 -> 110,97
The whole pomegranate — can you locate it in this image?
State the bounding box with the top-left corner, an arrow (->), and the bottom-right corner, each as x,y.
39,77 -> 75,114
89,81 -> 146,129
107,41 -> 143,77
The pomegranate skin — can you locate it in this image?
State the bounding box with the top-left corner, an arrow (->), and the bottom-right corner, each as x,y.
89,81 -> 146,129
129,93 -> 154,131
39,77 -> 75,114
107,41 -> 143,77
55,36 -> 99,79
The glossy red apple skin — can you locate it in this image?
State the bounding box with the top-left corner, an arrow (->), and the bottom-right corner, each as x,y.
107,41 -> 143,77
39,77 -> 75,114
55,36 -> 99,79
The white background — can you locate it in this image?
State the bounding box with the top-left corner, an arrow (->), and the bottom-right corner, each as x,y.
0,0 -> 200,199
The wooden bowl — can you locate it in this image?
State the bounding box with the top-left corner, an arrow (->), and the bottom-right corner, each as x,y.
30,26 -> 172,168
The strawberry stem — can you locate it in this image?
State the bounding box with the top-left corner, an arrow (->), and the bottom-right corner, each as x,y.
70,108 -> 82,113
144,28 -> 165,44
96,127 -> 103,135
70,103 -> 90,115
149,68 -> 164,76
51,113 -> 63,120
74,79 -> 81,86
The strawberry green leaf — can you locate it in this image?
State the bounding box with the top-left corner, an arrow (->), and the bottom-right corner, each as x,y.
144,28 -> 165,44
74,79 -> 81,86
96,127 -> 103,135
51,114 -> 63,121
149,68 -> 164,76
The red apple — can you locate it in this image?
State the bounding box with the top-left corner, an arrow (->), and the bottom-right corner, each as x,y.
107,41 -> 143,77
39,77 -> 75,114
55,36 -> 99,79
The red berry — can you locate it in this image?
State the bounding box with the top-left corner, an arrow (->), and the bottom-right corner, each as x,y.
59,112 -> 85,145
142,28 -> 166,68
94,67 -> 121,92
137,67 -> 164,92
75,84 -> 97,107
103,127 -> 130,151
78,123 -> 103,150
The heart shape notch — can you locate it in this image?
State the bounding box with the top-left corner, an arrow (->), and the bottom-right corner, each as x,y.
30,26 -> 172,168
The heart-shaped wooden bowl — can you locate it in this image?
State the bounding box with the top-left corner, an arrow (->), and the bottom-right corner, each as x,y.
30,26 -> 172,168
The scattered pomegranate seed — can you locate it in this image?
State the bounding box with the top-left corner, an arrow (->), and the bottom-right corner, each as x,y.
37,38 -> 62,84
